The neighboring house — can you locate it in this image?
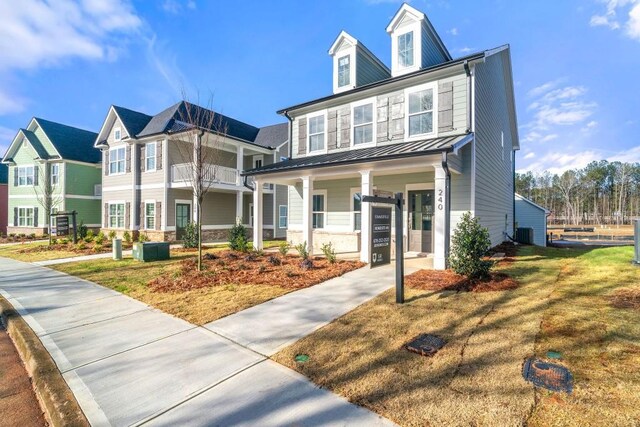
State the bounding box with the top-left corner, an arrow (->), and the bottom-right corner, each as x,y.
243,3 -> 519,270
1,118 -> 101,236
94,102 -> 289,242
515,193 -> 549,247
0,164 -> 7,235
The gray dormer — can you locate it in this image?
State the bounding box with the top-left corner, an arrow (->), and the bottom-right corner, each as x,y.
328,31 -> 391,94
386,3 -> 451,77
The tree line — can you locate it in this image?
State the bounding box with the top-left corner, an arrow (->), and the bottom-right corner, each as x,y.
515,160 -> 640,226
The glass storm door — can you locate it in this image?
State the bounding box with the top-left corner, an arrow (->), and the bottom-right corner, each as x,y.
176,203 -> 191,240
408,190 -> 434,253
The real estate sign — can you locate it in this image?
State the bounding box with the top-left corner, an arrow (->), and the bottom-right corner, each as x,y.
55,215 -> 69,236
371,206 -> 392,268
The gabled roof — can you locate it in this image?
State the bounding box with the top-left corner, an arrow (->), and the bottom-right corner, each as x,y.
328,30 -> 391,75
0,163 -> 7,184
515,193 -> 550,214
2,128 -> 52,163
254,123 -> 288,149
35,118 -> 99,163
112,105 -> 152,137
244,133 -> 472,176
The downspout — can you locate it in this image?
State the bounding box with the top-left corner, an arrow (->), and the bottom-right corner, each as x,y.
283,110 -> 293,160
512,150 -> 516,236
463,60 -> 471,133
441,151 -> 451,268
242,175 -> 255,191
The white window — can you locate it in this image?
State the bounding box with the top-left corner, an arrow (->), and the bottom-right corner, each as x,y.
352,190 -> 362,231
146,142 -> 156,171
109,147 -> 126,175
249,203 -> 253,226
353,103 -> 374,145
338,55 -> 350,87
114,127 -> 122,141
408,88 -> 434,136
51,164 -> 59,186
145,202 -> 155,229
109,203 -> 125,228
312,193 -> 325,229
18,207 -> 34,227
398,31 -> 414,68
278,205 -> 288,228
17,166 -> 35,186
308,114 -> 325,153
253,155 -> 263,169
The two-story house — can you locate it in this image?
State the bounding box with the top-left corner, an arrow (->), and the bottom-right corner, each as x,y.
244,3 -> 519,270
94,102 -> 289,241
1,118 -> 102,235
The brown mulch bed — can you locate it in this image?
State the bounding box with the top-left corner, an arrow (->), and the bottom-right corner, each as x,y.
149,250 -> 365,293
18,242 -> 117,256
609,288 -> 640,310
405,269 -> 518,293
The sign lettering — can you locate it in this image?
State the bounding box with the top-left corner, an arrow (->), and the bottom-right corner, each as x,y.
370,206 -> 392,268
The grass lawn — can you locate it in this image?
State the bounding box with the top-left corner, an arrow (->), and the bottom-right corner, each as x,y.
273,246 -> 640,426
0,241 -> 86,262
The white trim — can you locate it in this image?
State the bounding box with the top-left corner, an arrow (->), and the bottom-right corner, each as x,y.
9,195 -> 37,199
15,164 -> 36,187
102,183 -> 166,192
350,187 -> 362,232
16,206 -> 36,227
163,137 -> 169,230
108,145 -> 126,176
278,204 -> 288,229
143,200 -> 156,230
404,81 -> 438,141
307,110 -> 329,155
312,189 -> 327,230
470,65 -> 477,214
114,126 -> 122,142
144,141 -> 157,172
107,201 -> 126,229
252,155 -> 264,169
351,97 -> 377,149
66,194 -> 102,200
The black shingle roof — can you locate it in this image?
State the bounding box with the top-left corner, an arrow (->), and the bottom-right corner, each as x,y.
35,118 -> 100,163
243,133 -> 472,176
113,106 -> 152,137
254,123 -> 288,149
21,129 -> 51,160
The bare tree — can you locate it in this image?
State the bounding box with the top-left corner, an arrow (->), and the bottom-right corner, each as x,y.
33,161 -> 63,243
172,94 -> 228,271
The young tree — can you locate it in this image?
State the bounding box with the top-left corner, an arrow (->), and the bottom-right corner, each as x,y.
449,212 -> 492,280
173,96 -> 228,271
33,161 -> 63,243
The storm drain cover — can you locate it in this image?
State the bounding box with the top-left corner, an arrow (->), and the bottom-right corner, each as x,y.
294,354 -> 309,363
546,350 -> 562,359
522,358 -> 573,393
405,334 -> 446,357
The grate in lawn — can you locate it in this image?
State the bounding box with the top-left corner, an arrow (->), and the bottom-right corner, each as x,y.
522,358 -> 573,393
405,333 -> 446,357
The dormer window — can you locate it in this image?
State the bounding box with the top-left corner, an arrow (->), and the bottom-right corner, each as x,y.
338,55 -> 350,87
114,127 -> 122,141
398,32 -> 414,68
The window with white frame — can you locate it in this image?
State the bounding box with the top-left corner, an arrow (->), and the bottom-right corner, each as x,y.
50,164 -> 59,186
352,190 -> 362,231
18,207 -> 34,227
114,127 -> 122,141
312,193 -> 325,229
249,203 -> 253,226
279,205 -> 288,228
353,103 -> 374,145
146,142 -> 156,171
109,203 -> 125,228
338,55 -> 350,87
17,166 -> 35,186
145,202 -> 155,229
398,31 -> 414,68
253,156 -> 263,169
109,147 -> 126,174
408,88 -> 434,136
308,114 -> 325,152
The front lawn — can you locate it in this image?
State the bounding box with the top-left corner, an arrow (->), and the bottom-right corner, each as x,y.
53,248 -> 364,325
273,246 -> 640,426
0,241 -> 98,262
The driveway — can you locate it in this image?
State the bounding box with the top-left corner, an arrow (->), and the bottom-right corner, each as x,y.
0,257 -> 396,426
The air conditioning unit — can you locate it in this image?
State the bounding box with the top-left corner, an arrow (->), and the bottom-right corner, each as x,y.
516,227 -> 534,245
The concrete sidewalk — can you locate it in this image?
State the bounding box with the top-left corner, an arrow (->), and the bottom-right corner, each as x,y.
0,257 -> 395,426
33,251 -> 134,266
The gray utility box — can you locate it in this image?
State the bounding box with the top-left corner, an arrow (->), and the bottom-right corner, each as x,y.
132,242 -> 170,262
516,227 -> 534,245
634,220 -> 640,264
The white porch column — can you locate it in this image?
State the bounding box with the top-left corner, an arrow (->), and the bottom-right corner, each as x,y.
434,165 -> 448,270
252,178 -> 263,250
236,191 -> 243,224
360,170 -> 372,263
301,175 -> 313,255
192,134 -> 201,223
236,145 -> 244,186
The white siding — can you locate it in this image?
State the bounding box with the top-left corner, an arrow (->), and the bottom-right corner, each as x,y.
515,196 -> 547,246
473,51 -> 516,246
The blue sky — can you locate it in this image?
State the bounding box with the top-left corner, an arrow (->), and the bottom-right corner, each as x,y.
0,0 -> 639,174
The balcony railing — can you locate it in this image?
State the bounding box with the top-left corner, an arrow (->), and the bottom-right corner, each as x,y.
171,163 -> 239,186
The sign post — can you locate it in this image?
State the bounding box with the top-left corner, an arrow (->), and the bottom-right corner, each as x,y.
363,192 -> 405,303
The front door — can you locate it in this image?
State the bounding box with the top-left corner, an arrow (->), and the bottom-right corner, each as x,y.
408,190 -> 434,253
176,203 -> 191,240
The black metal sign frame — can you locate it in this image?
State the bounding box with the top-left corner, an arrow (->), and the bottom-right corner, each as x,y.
363,193 -> 405,303
50,211 -> 78,244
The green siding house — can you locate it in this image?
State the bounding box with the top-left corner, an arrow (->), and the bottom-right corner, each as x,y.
1,118 -> 101,235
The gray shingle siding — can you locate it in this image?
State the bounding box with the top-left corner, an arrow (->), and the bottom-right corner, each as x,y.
355,49 -> 390,87
515,196 -> 547,247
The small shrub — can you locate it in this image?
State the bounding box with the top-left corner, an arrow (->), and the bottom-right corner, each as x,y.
203,252 -> 218,261
300,258 -> 314,270
278,241 -> 290,257
86,230 -> 95,239
258,265 -> 266,273
253,248 -> 265,257
268,255 -> 281,266
28,233 -> 36,239
244,253 -> 257,262
449,212 -> 493,280
123,231 -> 132,244
76,242 -> 87,250
321,242 -> 337,264
284,267 -> 296,277
9,233 -> 15,238
93,244 -> 103,253
138,233 -> 150,243
182,222 -> 198,249
108,230 -> 117,240
60,238 -> 69,245
19,233 -> 26,238
216,259 -> 226,266
228,223 -> 249,252
294,241 -> 309,260
95,231 -> 106,245
84,235 -> 94,243
78,222 -> 88,239
237,262 -> 248,271
226,252 -> 239,260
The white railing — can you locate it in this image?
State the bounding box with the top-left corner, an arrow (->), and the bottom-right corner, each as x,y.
171,163 -> 239,186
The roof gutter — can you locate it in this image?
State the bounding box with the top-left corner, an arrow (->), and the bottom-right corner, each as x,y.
463,60 -> 472,133
283,111 -> 294,159
441,151 -> 451,269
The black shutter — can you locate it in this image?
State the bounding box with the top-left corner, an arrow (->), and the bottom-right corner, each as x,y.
298,120 -> 307,155
126,145 -> 131,173
13,167 -> 18,186
140,145 -> 146,172
13,207 -> 18,226
104,203 -> 109,228
157,141 -> 163,171
125,202 -> 131,229
140,202 -> 145,229
104,150 -> 109,176
33,207 -> 38,228
33,165 -> 39,186
438,81 -> 454,132
155,201 -> 161,230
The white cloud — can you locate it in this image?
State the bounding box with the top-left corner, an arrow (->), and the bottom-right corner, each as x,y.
590,0 -> 640,41
455,47 -> 475,54
523,152 -> 536,160
527,79 -> 562,98
0,126 -> 16,156
581,120 -> 598,132
0,0 -> 142,72
519,145 -> 640,174
0,90 -> 28,115
448,27 -> 459,36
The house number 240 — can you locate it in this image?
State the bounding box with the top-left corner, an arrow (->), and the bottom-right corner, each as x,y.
437,189 -> 444,211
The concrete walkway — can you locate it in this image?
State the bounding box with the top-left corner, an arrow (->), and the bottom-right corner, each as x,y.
0,257 -> 397,426
33,251 -> 133,266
